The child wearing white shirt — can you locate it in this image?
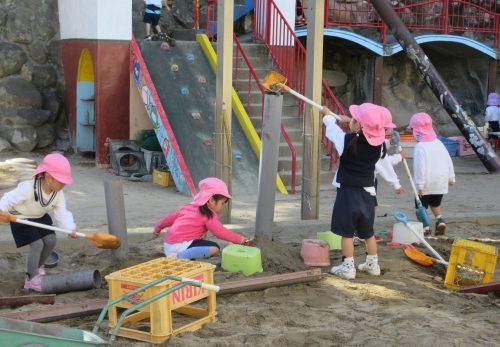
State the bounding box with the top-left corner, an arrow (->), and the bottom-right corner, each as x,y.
409,113 -> 455,236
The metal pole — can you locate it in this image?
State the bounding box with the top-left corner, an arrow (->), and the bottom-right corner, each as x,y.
371,0 -> 500,173
255,92 -> 283,241
41,270 -> 101,294
104,178 -> 129,261
302,0 -> 325,219
215,0 -> 234,222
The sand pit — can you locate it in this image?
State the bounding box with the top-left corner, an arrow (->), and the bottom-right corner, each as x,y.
0,153 -> 499,346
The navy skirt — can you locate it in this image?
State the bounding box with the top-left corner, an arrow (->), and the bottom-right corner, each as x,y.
10,214 -> 54,248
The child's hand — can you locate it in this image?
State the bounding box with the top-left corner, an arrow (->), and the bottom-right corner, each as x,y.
449,181 -> 455,186
152,229 -> 161,238
400,149 -> 407,160
395,186 -> 405,194
241,239 -> 253,246
418,190 -> 423,198
69,230 -> 78,238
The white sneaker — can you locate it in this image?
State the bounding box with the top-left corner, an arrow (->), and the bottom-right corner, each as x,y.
330,263 -> 356,280
358,261 -> 381,276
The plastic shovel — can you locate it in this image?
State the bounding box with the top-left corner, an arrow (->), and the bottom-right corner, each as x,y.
394,212 -> 448,266
0,212 -> 121,249
391,131 -> 430,229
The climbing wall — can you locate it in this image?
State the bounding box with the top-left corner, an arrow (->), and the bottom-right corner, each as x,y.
138,41 -> 259,195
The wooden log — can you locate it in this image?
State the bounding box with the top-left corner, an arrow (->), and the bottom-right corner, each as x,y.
0,269 -> 325,322
0,300 -> 107,323
0,294 -> 56,307
460,281 -> 500,294
219,268 -> 324,295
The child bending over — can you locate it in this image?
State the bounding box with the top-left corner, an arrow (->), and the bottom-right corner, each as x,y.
153,177 -> 248,259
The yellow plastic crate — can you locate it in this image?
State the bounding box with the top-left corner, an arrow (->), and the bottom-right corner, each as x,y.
444,239 -> 498,290
153,168 -> 173,187
105,258 -> 216,344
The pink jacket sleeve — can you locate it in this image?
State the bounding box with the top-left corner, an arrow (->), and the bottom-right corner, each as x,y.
206,215 -> 244,244
155,210 -> 180,233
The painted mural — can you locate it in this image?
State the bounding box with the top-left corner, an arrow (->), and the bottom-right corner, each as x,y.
133,60 -> 192,195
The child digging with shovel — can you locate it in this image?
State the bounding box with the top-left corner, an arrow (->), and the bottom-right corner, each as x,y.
0,153 -> 77,291
321,103 -> 396,280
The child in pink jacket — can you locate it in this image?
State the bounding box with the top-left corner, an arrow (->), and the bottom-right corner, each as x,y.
153,177 -> 248,259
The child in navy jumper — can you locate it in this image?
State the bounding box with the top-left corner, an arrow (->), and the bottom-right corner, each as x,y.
321,103 -> 395,280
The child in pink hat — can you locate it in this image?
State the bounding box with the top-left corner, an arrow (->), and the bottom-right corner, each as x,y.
321,103 -> 394,280
153,177 -> 249,259
0,153 -> 76,292
409,112 -> 455,235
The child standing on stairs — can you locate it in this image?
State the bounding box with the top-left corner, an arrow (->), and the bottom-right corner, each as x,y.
143,0 -> 169,41
0,153 -> 76,292
153,177 -> 249,259
321,103 -> 395,280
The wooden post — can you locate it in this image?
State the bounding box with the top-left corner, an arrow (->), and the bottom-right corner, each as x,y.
488,59 -> 497,93
301,0 -> 325,220
373,56 -> 384,105
215,0 -> 234,223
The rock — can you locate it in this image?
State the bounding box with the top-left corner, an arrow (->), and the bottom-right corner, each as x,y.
323,69 -> 348,87
0,77 -> 42,108
47,40 -> 61,66
172,1 -> 194,28
0,125 -> 38,152
33,16 -> 57,41
20,63 -> 33,81
32,65 -> 58,88
0,6 -> 7,33
0,106 -> 52,127
0,136 -> 12,152
36,123 -> 56,149
29,41 -> 49,65
41,90 -> 63,122
6,10 -> 33,44
0,42 -> 27,78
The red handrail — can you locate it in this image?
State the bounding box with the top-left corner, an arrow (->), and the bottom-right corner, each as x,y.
255,0 -> 347,170
206,0 -> 298,193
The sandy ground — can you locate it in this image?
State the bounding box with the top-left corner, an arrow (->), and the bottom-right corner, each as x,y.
0,151 -> 499,346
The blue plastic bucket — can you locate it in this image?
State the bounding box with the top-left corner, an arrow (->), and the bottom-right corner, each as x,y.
438,136 -> 458,157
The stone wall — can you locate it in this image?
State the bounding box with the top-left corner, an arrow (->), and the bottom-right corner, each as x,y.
0,0 -> 64,153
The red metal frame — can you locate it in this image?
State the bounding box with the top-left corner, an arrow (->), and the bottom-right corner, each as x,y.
207,0 -> 298,193
255,0 -> 346,170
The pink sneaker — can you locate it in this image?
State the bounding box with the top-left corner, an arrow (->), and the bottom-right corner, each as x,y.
24,274 -> 43,292
38,266 -> 46,276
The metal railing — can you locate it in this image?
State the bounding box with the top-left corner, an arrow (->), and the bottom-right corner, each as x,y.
206,0 -> 298,193
255,0 -> 347,170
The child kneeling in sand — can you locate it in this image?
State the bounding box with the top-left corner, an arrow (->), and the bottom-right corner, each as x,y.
153,177 -> 249,259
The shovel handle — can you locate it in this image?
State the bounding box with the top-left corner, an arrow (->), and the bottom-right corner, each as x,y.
393,212 -> 448,265
178,277 -> 220,292
285,87 -> 342,121
0,212 -> 85,238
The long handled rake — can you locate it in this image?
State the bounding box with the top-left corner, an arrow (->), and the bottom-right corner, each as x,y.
0,212 -> 121,249
262,70 -> 341,121
391,131 -> 430,229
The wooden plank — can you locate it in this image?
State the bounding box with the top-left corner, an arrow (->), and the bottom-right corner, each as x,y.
0,299 -> 107,323
218,268 -> 324,295
460,281 -> 500,294
0,294 -> 56,307
0,269 -> 325,322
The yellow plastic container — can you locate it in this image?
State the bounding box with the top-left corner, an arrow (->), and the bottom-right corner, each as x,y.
105,258 -> 216,344
444,239 -> 498,290
221,244 -> 263,276
153,168 -> 173,187
317,231 -> 342,250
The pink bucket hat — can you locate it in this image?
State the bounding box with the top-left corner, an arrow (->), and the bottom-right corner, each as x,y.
349,103 -> 391,146
409,112 -> 437,142
487,92 -> 499,106
192,177 -> 232,206
33,153 -> 73,185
